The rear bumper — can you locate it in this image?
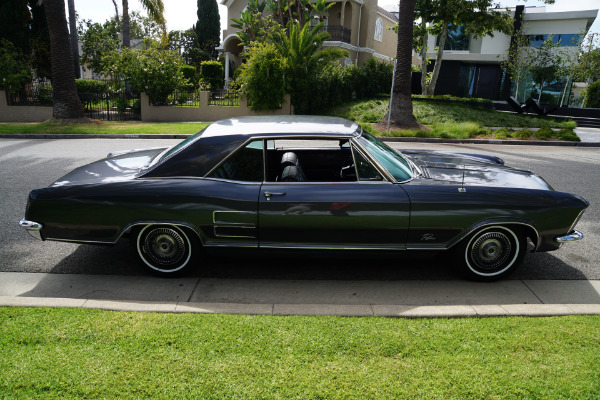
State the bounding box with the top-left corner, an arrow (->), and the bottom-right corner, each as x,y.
19,219 -> 43,240
555,230 -> 583,244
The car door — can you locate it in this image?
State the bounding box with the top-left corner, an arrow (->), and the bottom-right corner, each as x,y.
202,139 -> 264,248
258,140 -> 410,249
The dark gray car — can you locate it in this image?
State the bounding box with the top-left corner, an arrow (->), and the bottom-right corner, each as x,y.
20,116 -> 589,281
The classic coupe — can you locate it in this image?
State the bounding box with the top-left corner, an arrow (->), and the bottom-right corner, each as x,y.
20,116 -> 588,280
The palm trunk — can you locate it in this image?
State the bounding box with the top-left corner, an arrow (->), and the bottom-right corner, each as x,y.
67,0 -> 80,78
379,0 -> 421,130
122,0 -> 130,48
427,21 -> 448,96
44,0 -> 84,119
420,20 -> 428,95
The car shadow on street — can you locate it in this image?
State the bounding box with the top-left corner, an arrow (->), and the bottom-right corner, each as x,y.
47,239 -> 589,281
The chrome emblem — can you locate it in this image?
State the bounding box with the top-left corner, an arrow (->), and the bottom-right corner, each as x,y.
421,233 -> 436,241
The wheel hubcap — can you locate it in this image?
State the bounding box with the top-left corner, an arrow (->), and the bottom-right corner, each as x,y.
143,227 -> 186,268
470,232 -> 511,270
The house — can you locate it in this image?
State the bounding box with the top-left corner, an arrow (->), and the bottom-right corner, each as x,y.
217,0 -> 399,82
423,5 -> 598,105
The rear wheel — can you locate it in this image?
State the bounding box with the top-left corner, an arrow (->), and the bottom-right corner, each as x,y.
135,224 -> 198,276
454,225 -> 526,281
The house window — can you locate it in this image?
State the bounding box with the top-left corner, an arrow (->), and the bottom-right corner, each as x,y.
522,34 -> 582,47
375,18 -> 383,42
437,24 -> 470,51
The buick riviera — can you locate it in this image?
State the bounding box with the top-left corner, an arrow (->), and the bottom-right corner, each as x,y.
20,116 -> 588,281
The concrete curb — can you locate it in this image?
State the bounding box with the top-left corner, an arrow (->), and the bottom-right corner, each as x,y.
1,133 -> 599,146
2,296 -> 600,317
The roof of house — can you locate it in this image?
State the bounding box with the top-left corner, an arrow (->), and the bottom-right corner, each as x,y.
377,6 -> 399,23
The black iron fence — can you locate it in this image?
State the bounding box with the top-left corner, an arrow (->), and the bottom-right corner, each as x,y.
209,89 -> 241,107
6,82 -> 53,106
79,91 -> 141,121
160,89 -> 201,107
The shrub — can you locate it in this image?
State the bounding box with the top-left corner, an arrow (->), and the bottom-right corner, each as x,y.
115,96 -> 128,114
180,64 -> 197,86
534,126 -> 553,140
103,47 -> 187,105
556,128 -> 581,142
493,128 -> 511,139
584,80 -> 600,108
513,129 -> 533,139
75,79 -> 108,93
240,42 -> 285,110
200,60 -> 224,91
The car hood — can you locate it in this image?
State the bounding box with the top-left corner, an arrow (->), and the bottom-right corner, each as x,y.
403,150 -> 553,190
51,147 -> 167,187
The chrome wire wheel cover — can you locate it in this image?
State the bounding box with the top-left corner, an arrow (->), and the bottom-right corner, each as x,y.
137,225 -> 191,273
465,226 -> 519,277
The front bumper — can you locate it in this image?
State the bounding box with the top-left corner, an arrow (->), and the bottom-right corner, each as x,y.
19,219 -> 43,240
555,230 -> 583,244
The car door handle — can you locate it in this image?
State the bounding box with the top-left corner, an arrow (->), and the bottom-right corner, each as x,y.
264,192 -> 286,200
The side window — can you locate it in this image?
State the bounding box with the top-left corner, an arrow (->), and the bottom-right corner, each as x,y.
266,139 -> 356,183
208,140 -> 264,182
352,147 -> 383,181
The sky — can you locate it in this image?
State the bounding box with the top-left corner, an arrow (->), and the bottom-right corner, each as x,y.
70,0 -> 599,40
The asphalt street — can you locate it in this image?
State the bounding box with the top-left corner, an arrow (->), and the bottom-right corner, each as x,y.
1,138 -> 598,280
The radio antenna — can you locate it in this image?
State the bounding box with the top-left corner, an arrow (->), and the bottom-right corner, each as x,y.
458,164 -> 467,193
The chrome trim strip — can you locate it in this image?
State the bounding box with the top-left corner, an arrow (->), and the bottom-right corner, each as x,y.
555,230 -> 583,243
117,221 -> 205,246
213,210 -> 256,225
259,243 -> 406,250
19,219 -> 43,240
43,237 -> 113,244
445,220 -> 542,252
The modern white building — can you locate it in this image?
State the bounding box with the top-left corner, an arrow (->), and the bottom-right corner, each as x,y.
423,6 -> 598,104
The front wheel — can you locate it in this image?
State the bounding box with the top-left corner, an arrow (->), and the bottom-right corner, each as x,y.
135,224 -> 198,276
453,225 -> 526,282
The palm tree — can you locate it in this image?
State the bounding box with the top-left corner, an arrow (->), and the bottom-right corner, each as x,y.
311,0 -> 334,23
274,22 -> 346,113
44,0 -> 84,119
121,0 -> 166,47
380,0 -> 422,130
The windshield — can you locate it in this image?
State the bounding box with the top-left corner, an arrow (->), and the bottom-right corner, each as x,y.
357,131 -> 413,182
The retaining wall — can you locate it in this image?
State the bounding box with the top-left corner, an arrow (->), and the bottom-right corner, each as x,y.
141,92 -> 292,122
0,90 -> 53,122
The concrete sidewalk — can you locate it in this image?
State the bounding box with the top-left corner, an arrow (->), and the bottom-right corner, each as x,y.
1,272 -> 599,317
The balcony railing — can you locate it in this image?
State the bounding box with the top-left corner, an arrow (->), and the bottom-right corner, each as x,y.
321,25 -> 352,44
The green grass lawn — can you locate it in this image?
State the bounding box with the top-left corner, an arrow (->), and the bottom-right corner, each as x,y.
0,120 -> 208,135
1,307 -> 599,399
